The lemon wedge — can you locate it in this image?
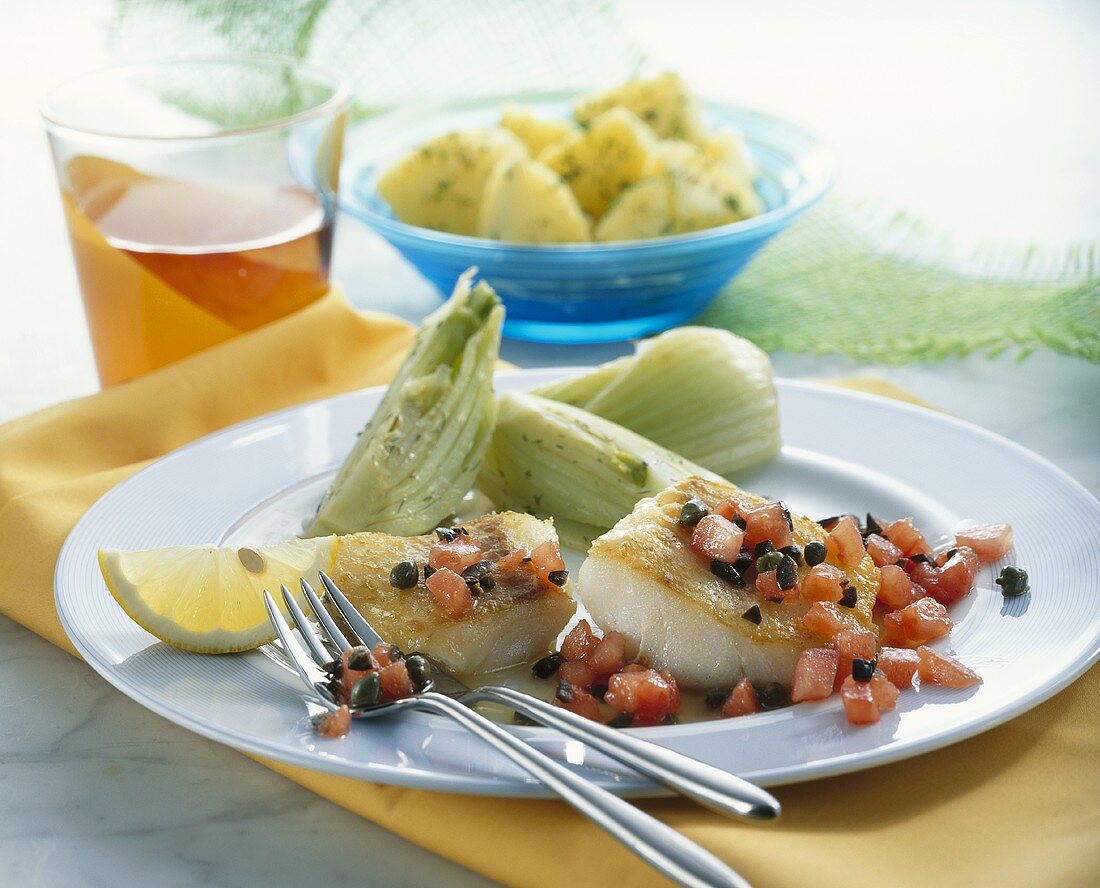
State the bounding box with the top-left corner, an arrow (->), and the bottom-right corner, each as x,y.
98,537 -> 337,653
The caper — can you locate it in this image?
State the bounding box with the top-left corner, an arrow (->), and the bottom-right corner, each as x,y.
461,560 -> 492,581
345,645 -> 374,671
851,658 -> 876,682
804,540 -> 827,566
589,683 -> 609,701
710,559 -> 744,586
547,569 -> 569,587
996,566 -> 1030,598
678,498 -> 709,527
753,540 -> 776,559
607,712 -> 634,728
532,652 -> 563,679
731,515 -> 748,530
405,654 -> 431,691
389,560 -> 419,589
349,671 -> 381,708
779,544 -> 803,565
756,550 -> 784,574
776,555 -> 798,591
757,681 -> 788,710
555,680 -> 574,703
839,585 -> 858,608
434,526 -> 458,542
865,513 -> 885,536
741,604 -> 762,625
704,687 -> 731,710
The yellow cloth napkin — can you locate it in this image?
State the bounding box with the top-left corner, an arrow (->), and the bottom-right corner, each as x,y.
1,290 -> 1096,887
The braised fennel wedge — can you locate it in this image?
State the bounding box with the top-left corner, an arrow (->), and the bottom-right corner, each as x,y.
305,271 -> 503,537
533,327 -> 780,477
477,391 -> 724,550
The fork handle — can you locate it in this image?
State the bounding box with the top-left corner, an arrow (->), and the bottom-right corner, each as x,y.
414,692 -> 750,888
472,686 -> 781,822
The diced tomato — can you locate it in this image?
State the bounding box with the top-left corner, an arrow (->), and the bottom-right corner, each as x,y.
802,601 -> 847,639
496,547 -> 529,573
877,564 -> 918,609
877,647 -> 920,689
561,619 -> 600,661
369,642 -> 396,670
425,567 -> 474,618
379,660 -> 416,699
955,523 -> 1013,563
865,533 -> 904,568
791,648 -> 840,702
428,536 -> 483,573
826,515 -> 866,570
917,646 -> 982,688
755,570 -> 784,600
836,628 -> 877,659
721,678 -> 761,717
713,492 -> 754,522
554,687 -> 601,720
881,611 -> 908,647
690,514 -> 745,563
801,563 -> 847,603
931,546 -> 980,604
339,647 -> 372,700
834,628 -> 877,688
907,560 -> 942,603
882,518 -> 932,557
840,676 -> 880,725
604,668 -> 680,720
314,705 -> 352,738
899,597 -> 952,645
530,539 -> 566,583
870,671 -> 899,711
742,502 -> 793,549
584,631 -> 627,681
559,659 -> 595,689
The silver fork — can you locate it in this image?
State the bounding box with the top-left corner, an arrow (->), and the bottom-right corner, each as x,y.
310,572 -> 779,822
264,573 -> 758,888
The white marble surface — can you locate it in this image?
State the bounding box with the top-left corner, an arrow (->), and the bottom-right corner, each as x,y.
1,1 -> 1098,887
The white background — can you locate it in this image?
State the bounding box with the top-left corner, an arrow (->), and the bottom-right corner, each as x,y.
1,1 -> 1097,885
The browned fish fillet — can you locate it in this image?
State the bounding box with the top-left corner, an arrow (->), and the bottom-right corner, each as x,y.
579,476 -> 879,689
333,512 -> 575,674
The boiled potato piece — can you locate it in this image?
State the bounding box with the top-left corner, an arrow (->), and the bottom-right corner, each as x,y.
501,104 -> 575,157
377,127 -> 525,235
698,130 -> 758,183
574,71 -> 704,141
594,177 -> 673,242
658,141 -> 763,234
477,159 -> 592,243
538,107 -> 658,218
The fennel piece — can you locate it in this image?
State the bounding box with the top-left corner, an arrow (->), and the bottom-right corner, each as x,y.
477,391 -> 723,550
305,272 -> 504,537
534,326 -> 781,477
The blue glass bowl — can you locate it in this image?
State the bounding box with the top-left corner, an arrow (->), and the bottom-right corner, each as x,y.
341,95 -> 835,343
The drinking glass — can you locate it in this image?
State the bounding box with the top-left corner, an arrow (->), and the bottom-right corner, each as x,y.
41,56 -> 350,386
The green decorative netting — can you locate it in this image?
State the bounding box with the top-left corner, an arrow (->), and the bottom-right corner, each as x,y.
698,201 -> 1099,363
109,1 -> 1100,363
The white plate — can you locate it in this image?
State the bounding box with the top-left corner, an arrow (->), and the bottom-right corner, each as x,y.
55,372 -> 1100,795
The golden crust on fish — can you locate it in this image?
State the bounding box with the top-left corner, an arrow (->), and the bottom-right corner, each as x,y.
579,477 -> 879,688
333,512 -> 575,675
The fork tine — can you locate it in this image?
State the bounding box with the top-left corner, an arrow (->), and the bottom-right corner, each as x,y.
301,577 -> 351,652
280,584 -> 331,665
263,591 -> 332,700
319,571 -> 384,648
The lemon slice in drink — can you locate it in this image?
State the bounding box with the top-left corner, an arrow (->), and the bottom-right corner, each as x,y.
98,537 -> 337,654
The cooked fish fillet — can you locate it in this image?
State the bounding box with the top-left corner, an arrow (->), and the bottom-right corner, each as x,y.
578,477 -> 879,689
333,512 -> 575,674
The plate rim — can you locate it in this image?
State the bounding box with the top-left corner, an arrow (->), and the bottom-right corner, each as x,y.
54,373 -> 1100,795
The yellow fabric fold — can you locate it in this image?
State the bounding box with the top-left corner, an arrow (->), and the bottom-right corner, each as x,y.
1,291 -> 1096,887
